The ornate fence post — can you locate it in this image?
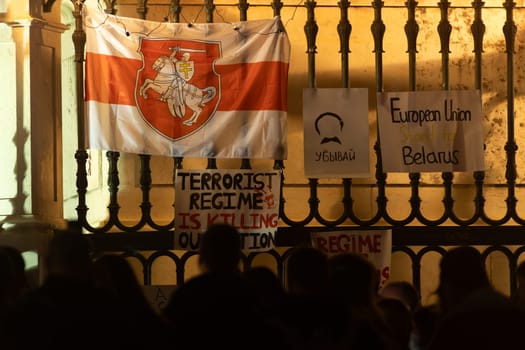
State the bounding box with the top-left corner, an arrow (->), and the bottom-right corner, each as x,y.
72,0 -> 89,229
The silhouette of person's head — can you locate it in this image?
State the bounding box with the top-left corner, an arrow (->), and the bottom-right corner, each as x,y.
327,253 -> 391,349
0,246 -> 26,307
198,223 -> 242,274
93,254 -> 143,301
437,246 -> 489,313
286,246 -> 328,296
45,230 -> 94,281
379,280 -> 420,313
314,112 -> 344,145
327,252 -> 379,308
0,246 -> 27,303
243,266 -> 283,296
377,297 -> 413,350
242,266 -> 285,317
516,260 -> 525,305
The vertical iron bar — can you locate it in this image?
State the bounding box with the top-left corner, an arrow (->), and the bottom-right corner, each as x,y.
405,0 -> 418,91
304,0 -> 318,89
273,0 -> 286,226
139,155 -> 152,224
438,0 -> 451,90
205,0 -> 215,23
471,0 -> 485,91
73,0 -> 89,229
207,158 -> 217,169
405,0 -> 422,223
240,158 -> 252,169
272,0 -> 284,17
273,0 -> 285,176
107,151 -> 121,227
338,0 -> 353,222
173,157 -> 183,185
437,0 -> 454,220
239,0 -> 251,169
471,0 -> 486,222
137,0 -> 148,19
503,0 -> 518,220
371,0 -> 387,222
170,0 -> 181,22
239,0 -> 249,21
103,0 -> 117,14
305,0 -> 320,222
173,157 -> 183,228
337,0 -> 351,88
205,0 -> 216,168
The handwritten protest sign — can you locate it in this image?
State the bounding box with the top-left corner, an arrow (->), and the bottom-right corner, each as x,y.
311,229 -> 392,287
174,169 -> 281,252
303,88 -> 370,178
377,90 -> 485,173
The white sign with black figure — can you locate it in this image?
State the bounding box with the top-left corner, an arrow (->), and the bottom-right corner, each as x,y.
303,88 -> 370,178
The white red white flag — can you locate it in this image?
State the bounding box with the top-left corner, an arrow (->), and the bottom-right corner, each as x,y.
83,5 -> 290,159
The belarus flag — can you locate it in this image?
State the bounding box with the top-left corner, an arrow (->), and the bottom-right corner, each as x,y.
83,5 -> 290,159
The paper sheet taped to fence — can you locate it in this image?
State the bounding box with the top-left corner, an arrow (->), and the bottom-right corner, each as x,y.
83,4 -> 290,159
174,169 -> 281,252
311,229 -> 392,287
377,90 -> 485,172
303,88 -> 370,178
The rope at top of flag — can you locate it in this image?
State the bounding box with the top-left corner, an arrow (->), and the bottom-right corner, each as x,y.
85,4 -> 286,39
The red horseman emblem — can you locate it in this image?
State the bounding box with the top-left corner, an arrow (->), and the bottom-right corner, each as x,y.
136,39 -> 221,139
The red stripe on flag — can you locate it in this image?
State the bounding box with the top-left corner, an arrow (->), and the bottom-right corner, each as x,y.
85,53 -> 142,106
215,62 -> 288,112
85,53 -> 288,111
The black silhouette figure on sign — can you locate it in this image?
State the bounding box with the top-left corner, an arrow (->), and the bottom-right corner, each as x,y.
315,112 -> 344,145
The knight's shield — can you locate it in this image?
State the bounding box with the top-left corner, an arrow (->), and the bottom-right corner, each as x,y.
176,60 -> 195,82
135,38 -> 221,140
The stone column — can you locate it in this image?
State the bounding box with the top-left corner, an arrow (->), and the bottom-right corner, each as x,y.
0,0 -> 67,283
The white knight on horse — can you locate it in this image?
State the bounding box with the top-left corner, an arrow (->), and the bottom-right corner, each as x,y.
139,47 -> 217,126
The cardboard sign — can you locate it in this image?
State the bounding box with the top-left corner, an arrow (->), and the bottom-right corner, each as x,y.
377,90 -> 485,172
174,169 -> 281,252
311,229 -> 392,287
303,88 -> 370,178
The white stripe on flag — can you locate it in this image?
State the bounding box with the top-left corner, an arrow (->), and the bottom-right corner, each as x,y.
86,102 -> 287,159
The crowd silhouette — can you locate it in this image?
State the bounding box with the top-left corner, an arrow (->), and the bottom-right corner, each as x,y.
2,225 -> 525,350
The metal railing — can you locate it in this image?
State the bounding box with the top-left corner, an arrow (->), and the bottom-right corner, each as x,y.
72,0 -> 525,300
